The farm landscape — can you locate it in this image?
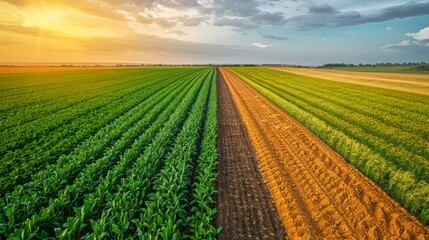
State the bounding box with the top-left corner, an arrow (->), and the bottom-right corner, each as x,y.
1,0 -> 429,239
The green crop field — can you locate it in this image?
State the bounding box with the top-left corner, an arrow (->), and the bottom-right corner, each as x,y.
2,0 -> 429,238
1,66 -> 428,239
228,67 -> 429,224
0,67 -> 219,239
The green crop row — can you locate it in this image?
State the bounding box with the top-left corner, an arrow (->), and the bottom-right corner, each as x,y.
0,68 -> 205,192
135,68 -> 214,239
228,67 -> 429,224
0,68 -> 187,130
0,67 -> 220,239
58,70 -> 208,239
186,68 -> 220,239
1,69 -> 200,234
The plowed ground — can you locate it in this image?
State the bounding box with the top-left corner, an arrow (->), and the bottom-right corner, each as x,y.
220,67 -> 429,239
216,69 -> 286,239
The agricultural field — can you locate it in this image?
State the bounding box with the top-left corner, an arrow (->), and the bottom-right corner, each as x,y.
0,66 -> 428,239
0,67 -> 219,239
2,0 -> 429,239
271,67 -> 429,95
228,67 -> 429,225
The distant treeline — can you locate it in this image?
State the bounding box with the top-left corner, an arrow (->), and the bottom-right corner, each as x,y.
321,62 -> 429,71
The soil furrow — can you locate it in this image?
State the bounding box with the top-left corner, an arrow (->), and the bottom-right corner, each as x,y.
220,67 -> 429,239
216,69 -> 286,239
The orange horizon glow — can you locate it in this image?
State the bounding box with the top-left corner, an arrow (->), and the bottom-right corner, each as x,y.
0,1 -> 209,63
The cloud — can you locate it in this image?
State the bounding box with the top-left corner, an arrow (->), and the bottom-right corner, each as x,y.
88,33 -> 242,56
0,24 -> 65,38
322,37 -> 341,41
308,2 -> 336,14
252,42 -> 271,48
3,0 -> 427,32
1,0 -> 126,21
137,14 -> 177,28
288,1 -> 429,29
262,34 -> 288,40
176,16 -> 206,26
165,29 -> 187,36
209,0 -> 287,31
382,27 -> 429,50
386,27 -> 393,30
0,23 -> 244,57
213,17 -> 256,31
382,40 -> 410,49
364,2 -> 429,23
406,26 -> 429,41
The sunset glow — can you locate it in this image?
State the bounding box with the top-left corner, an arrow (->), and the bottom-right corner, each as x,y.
0,0 -> 428,64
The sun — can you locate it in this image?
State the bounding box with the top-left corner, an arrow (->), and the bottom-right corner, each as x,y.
22,7 -> 65,29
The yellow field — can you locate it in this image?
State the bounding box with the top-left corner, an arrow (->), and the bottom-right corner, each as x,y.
271,67 -> 429,95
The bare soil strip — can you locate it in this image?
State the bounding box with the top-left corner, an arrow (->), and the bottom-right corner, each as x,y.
216,69 -> 286,239
271,67 -> 429,95
220,67 -> 429,239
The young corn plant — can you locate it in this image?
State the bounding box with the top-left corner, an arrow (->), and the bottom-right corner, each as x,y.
83,69 -> 211,239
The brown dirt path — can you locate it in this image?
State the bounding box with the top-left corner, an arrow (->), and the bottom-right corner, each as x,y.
216,69 -> 286,239
220,67 -> 429,239
270,67 -> 429,95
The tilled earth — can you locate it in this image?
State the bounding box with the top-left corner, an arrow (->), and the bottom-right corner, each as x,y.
220,67 -> 429,239
216,69 -> 286,240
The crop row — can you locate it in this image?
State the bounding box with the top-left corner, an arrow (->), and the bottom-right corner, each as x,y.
228,67 -> 429,224
1,69 -> 199,231
0,68 -> 206,192
0,68 -> 193,114
0,67 -> 220,239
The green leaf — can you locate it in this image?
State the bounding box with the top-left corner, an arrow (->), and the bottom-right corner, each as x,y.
111,223 -> 121,235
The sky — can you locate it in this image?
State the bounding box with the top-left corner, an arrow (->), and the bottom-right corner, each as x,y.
0,0 -> 428,65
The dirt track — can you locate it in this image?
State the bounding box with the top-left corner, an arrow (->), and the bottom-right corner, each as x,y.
216,69 -> 286,239
271,67 -> 429,95
220,67 -> 429,239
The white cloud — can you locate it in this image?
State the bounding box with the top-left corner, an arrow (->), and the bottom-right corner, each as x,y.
382,40 -> 410,49
386,27 -> 393,30
322,37 -> 341,41
382,26 -> 429,50
252,42 -> 271,48
406,27 -> 429,41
